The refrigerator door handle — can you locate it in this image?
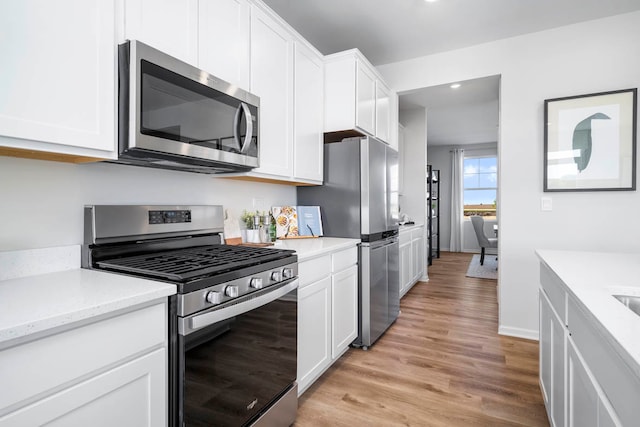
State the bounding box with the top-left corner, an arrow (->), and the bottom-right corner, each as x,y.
362,236 -> 398,249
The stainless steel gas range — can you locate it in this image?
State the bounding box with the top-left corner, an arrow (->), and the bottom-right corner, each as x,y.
82,205 -> 299,427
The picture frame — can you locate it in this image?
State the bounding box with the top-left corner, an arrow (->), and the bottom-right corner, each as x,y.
543,88 -> 637,192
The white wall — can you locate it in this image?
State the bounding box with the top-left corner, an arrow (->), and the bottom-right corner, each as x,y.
398,108 -> 428,278
0,156 -> 296,251
398,108 -> 427,224
427,142 -> 497,252
379,11 -> 640,339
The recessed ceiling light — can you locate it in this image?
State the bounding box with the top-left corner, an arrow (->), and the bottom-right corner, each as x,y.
425,0 -> 438,2
450,83 -> 461,89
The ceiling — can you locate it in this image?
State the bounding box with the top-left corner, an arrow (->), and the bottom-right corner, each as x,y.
401,75 -> 500,146
261,0 -> 640,146
262,0 -> 640,66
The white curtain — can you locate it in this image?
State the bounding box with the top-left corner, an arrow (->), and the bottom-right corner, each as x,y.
449,149 -> 464,252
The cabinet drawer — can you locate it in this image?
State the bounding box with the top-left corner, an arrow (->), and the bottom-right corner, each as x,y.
299,255 -> 331,288
568,296 -> 639,427
399,230 -> 411,246
0,302 -> 167,413
411,227 -> 424,241
540,263 -> 567,324
332,246 -> 358,273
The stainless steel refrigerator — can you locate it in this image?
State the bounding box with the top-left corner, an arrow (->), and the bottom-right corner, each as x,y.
297,135 -> 400,349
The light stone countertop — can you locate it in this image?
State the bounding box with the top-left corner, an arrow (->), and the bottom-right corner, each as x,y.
0,268 -> 175,348
274,237 -> 360,261
399,223 -> 424,232
0,239 -> 361,348
536,250 -> 640,377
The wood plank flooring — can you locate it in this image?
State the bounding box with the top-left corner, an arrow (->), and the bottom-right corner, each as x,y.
295,252 -> 549,426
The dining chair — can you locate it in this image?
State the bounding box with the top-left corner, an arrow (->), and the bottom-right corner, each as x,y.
470,215 -> 498,265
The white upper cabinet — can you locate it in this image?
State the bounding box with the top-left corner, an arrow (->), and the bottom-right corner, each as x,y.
356,62 -> 376,136
293,42 -> 324,183
375,81 -> 391,144
198,0 -> 250,89
324,49 -> 396,144
0,0 -> 117,160
123,0 -> 198,65
250,5 -> 294,178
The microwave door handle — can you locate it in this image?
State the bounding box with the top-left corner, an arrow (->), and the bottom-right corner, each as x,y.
239,103 -> 253,154
233,103 -> 243,151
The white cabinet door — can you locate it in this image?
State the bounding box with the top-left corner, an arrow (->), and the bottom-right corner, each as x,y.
540,290 -> 566,427
0,349 -> 166,427
198,0 -> 250,89
293,42 -> 324,183
567,338 -> 598,427
298,276 -> 331,395
567,338 -> 621,427
375,81 -> 390,143
399,241 -> 412,297
540,291 -> 553,410
331,265 -> 358,359
355,61 -> 376,136
388,91 -> 399,150
250,6 -> 294,178
0,0 -> 116,156
124,0 -> 198,65
411,234 -> 424,282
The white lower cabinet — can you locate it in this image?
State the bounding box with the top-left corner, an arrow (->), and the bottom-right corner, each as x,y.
0,302 -> 168,426
539,290 -> 566,427
399,225 -> 425,297
298,276 -> 332,394
297,245 -> 358,395
566,338 -> 619,427
0,349 -> 165,427
539,264 -> 626,427
331,265 -> 358,359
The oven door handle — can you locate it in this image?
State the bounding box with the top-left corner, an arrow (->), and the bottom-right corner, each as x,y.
182,279 -> 298,335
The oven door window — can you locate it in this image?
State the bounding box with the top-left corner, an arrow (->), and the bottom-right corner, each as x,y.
181,290 -> 297,426
140,60 -> 258,158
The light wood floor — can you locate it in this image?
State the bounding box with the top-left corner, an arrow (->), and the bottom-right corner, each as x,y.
295,251 -> 549,427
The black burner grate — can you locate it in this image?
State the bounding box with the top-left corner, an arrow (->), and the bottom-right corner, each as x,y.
96,245 -> 293,282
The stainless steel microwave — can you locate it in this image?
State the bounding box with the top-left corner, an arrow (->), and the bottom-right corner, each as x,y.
116,40 -> 259,173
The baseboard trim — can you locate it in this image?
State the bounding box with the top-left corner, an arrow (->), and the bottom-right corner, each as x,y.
498,325 -> 539,341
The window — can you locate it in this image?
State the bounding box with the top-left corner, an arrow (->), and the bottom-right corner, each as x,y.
464,156 -> 497,217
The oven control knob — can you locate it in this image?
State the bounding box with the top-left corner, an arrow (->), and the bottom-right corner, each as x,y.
250,277 -> 263,289
283,268 -> 294,279
271,271 -> 282,282
225,285 -> 239,298
205,291 -> 222,305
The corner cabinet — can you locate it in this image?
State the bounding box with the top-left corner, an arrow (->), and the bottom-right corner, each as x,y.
0,0 -> 118,162
297,245 -> 358,396
249,6 -> 294,178
399,225 -> 425,298
0,302 -> 168,426
539,263 -> 631,427
427,166 -> 440,265
324,49 -> 396,146
292,42 -> 324,183
219,2 -> 324,185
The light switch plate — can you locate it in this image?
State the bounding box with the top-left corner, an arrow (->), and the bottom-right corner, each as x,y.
541,197 -> 552,211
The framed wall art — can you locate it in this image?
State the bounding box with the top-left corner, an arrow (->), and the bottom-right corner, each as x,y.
544,88 -> 637,191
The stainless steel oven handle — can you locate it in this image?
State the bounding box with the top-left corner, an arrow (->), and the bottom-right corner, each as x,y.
185,279 -> 298,334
